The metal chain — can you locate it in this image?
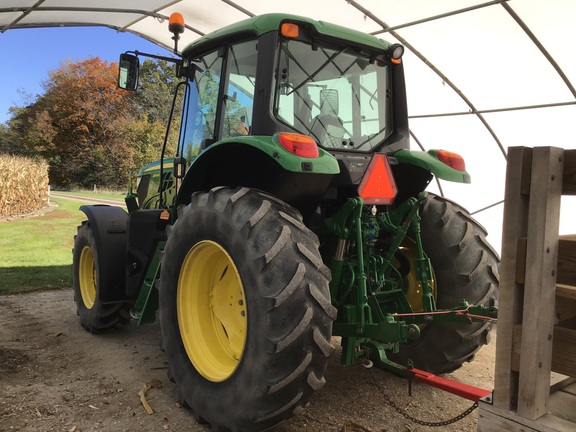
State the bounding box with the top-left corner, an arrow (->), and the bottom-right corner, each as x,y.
367,367 -> 478,427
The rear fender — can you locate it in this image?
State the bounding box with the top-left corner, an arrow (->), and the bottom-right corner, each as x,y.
392,149 -> 471,183
79,205 -> 129,303
177,134 -> 339,220
388,149 -> 471,204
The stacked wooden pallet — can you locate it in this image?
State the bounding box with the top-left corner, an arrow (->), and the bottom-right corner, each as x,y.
478,146 -> 576,432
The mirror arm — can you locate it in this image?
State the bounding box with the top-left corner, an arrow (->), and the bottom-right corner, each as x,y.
126,51 -> 194,80
129,50 -> 182,65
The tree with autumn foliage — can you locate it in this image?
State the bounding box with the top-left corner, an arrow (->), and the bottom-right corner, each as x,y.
43,57 -> 135,186
2,56 -> 178,188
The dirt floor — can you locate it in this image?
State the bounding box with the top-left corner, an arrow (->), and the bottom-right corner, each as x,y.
0,289 -> 496,432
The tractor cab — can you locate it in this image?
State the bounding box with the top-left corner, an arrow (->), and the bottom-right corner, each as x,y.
175,15 -> 410,161
119,15 -> 410,188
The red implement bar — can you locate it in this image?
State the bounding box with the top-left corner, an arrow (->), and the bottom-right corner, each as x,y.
410,368 -> 491,402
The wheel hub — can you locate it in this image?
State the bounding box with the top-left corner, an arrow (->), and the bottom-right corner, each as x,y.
79,246 -> 96,309
177,240 -> 247,382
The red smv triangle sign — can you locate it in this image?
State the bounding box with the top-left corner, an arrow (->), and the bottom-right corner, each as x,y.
357,154 -> 397,205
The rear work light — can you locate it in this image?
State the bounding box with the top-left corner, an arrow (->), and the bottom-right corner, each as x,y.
358,154 -> 397,205
435,150 -> 466,171
278,133 -> 319,158
387,43 -> 404,64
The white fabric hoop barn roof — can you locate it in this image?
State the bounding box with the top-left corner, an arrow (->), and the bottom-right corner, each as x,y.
2,0 -> 576,250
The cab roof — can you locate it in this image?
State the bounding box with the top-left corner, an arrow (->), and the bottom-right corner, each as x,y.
181,13 -> 390,58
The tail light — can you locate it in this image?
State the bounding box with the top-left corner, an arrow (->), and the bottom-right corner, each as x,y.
435,150 -> 466,171
278,133 -> 319,158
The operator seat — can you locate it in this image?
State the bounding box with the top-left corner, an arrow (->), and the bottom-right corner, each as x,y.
310,89 -> 346,148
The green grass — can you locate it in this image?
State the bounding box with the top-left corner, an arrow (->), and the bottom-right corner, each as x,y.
53,189 -> 126,201
0,198 -> 88,295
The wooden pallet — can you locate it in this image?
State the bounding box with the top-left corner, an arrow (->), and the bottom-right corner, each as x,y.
477,147 -> 576,432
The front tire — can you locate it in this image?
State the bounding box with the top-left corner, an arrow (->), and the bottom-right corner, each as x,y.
72,221 -> 130,333
159,187 -> 336,431
389,194 -> 499,374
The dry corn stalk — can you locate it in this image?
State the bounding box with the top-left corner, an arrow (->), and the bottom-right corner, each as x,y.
0,155 -> 49,218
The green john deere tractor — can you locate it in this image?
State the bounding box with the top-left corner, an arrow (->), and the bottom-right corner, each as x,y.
72,13 -> 499,432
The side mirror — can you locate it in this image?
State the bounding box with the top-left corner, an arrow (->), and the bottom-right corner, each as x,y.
118,53 -> 140,91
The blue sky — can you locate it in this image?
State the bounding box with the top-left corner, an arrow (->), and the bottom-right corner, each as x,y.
0,26 -> 171,124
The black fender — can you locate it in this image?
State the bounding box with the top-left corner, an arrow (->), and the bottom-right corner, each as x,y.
177,143 -> 334,222
79,205 -> 129,303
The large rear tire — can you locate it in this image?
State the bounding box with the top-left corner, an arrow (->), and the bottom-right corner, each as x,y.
388,193 -> 499,374
159,187 -> 336,431
72,221 -> 131,333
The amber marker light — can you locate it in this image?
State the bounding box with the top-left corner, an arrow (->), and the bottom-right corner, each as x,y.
281,23 -> 299,38
358,154 -> 398,205
435,150 -> 466,171
278,133 -> 319,158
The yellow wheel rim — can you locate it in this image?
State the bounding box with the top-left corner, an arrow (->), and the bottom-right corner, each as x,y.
79,246 -> 97,309
397,238 -> 437,312
178,240 -> 247,382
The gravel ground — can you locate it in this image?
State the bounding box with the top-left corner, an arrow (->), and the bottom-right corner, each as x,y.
0,289 -> 495,432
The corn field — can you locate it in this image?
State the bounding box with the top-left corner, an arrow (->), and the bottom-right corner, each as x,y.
0,155 -> 49,218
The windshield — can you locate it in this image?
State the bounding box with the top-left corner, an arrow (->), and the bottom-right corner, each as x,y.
275,39 -> 392,152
